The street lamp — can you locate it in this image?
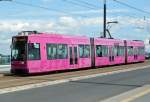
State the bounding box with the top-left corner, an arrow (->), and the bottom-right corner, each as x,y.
107,21 -> 118,24
106,21 -> 118,39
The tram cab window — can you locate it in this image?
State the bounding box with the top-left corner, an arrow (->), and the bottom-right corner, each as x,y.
11,38 -> 27,61
28,43 -> 40,60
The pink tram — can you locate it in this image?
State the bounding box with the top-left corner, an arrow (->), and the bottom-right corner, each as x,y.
11,31 -> 145,74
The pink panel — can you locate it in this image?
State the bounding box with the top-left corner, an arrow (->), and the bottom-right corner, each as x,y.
95,57 -> 109,67
78,58 -> 91,68
26,33 -> 91,73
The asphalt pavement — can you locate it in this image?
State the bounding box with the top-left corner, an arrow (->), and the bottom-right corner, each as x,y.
0,66 -> 150,102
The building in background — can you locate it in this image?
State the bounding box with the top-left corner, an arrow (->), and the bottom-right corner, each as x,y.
145,38 -> 150,59
145,38 -> 150,52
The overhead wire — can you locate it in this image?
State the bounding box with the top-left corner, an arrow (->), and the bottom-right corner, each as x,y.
74,0 -> 100,8
112,0 -> 150,31
113,0 -> 150,15
62,0 -> 98,9
12,1 -> 87,17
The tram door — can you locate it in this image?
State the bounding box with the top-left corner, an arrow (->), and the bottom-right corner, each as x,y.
69,45 -> 78,69
109,46 -> 115,62
134,47 -> 138,60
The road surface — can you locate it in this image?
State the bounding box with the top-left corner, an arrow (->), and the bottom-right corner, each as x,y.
0,66 -> 150,102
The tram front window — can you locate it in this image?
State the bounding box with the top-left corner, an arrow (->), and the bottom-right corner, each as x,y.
11,38 -> 26,61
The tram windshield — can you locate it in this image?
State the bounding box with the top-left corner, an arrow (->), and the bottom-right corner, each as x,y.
11,37 -> 27,61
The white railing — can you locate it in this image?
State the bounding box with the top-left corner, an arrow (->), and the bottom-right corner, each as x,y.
0,65 -> 10,72
0,65 -> 10,68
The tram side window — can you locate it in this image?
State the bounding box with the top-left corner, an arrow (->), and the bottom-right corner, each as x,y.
96,45 -> 108,57
57,44 -> 68,59
79,45 -> 84,58
142,47 -> 145,55
79,45 -> 90,58
96,45 -> 100,57
102,46 -> 108,57
28,43 -> 40,60
141,47 -> 145,55
96,45 -> 102,57
138,47 -> 145,55
121,46 -> 125,56
128,46 -> 133,56
46,44 -> 57,60
138,47 -> 140,55
117,46 -> 125,56
84,45 -> 90,58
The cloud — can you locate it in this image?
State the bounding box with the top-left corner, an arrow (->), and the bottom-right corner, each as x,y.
0,20 -> 55,32
59,16 -> 79,27
81,17 -> 103,26
0,15 -> 149,54
106,16 -> 148,32
0,16 -> 146,39
0,16 -> 147,38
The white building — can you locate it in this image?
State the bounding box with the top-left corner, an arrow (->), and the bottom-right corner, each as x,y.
145,38 -> 150,52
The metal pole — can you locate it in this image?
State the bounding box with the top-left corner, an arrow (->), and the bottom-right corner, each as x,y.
103,0 -> 106,38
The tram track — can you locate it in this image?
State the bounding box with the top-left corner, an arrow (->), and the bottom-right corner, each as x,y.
0,60 -> 149,89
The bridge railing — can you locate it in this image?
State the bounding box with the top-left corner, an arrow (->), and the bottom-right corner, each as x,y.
0,56 -> 10,65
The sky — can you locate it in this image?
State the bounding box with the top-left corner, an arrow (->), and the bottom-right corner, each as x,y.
0,0 -> 150,54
